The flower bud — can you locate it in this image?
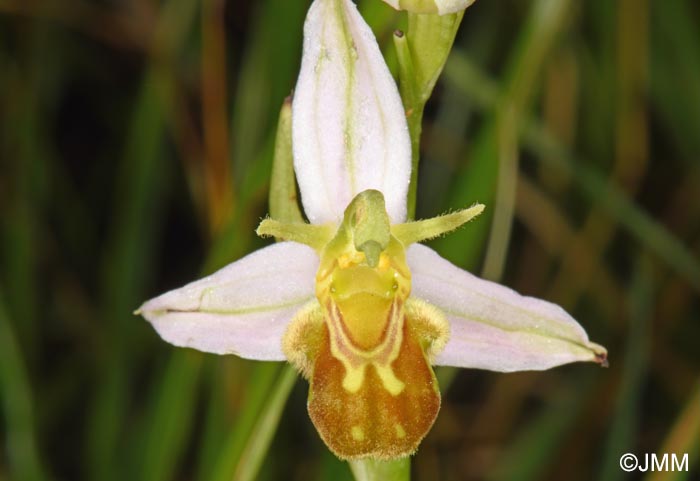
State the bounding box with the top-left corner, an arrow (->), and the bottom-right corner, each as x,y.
381,0 -> 477,15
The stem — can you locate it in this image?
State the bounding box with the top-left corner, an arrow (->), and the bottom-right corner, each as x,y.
394,12 -> 464,219
349,458 -> 411,481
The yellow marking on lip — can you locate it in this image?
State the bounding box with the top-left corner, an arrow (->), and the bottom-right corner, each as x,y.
325,296 -> 406,396
374,364 -> 405,396
351,426 -> 365,441
394,424 -> 406,439
341,364 -> 366,393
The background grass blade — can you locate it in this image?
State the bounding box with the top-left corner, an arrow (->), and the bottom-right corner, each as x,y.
597,255 -> 653,481
0,288 -> 49,481
443,50 -> 700,291
230,366 -> 298,481
644,382 -> 700,481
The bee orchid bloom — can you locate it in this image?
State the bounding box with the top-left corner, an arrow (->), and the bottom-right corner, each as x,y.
137,0 -> 606,461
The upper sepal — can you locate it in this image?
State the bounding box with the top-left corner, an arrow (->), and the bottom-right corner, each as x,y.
293,0 -> 411,225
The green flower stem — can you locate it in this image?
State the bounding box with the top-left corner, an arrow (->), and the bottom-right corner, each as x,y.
349,458 -> 411,481
394,12 -> 464,219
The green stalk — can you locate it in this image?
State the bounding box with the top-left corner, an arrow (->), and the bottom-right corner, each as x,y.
349,458 -> 410,481
394,12 -> 464,219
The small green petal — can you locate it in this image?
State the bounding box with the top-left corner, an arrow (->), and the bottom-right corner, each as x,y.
256,219 -> 335,252
391,203 -> 484,246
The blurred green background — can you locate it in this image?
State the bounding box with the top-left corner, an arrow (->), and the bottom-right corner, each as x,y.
1,0 -> 699,480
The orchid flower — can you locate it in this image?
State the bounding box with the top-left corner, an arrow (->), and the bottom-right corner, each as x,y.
137,0 -> 606,461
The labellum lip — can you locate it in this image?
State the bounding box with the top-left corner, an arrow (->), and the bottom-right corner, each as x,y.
309,318 -> 441,460
275,184 -> 450,460
300,190 -> 446,459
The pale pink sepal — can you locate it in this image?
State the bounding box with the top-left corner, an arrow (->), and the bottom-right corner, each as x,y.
293,0 -> 411,225
137,242 -> 318,360
407,244 -> 607,371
